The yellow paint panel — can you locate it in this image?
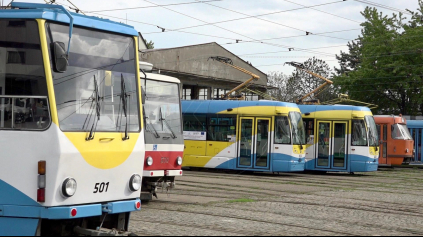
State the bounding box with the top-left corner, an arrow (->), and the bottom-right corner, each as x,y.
293,145 -> 306,155
37,19 -> 58,125
303,110 -> 373,120
369,147 -> 378,156
182,155 -> 213,167
206,141 -> 231,157
184,140 -> 207,156
218,106 -> 300,116
65,132 -> 140,169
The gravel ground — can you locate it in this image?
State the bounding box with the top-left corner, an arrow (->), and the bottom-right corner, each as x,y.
129,168 -> 423,236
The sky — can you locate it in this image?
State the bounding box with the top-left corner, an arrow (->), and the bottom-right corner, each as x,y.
6,0 -> 421,76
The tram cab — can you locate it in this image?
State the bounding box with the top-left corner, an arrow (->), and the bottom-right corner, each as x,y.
374,115 -> 414,165
139,61 -> 184,201
0,3 -> 144,235
299,105 -> 379,173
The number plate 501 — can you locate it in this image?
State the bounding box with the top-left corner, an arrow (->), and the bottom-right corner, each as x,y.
93,182 -> 110,193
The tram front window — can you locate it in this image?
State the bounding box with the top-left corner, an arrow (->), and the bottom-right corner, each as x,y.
46,23 -> 140,132
365,116 -> 379,146
275,116 -> 291,144
392,124 -> 413,140
142,79 -> 182,138
289,112 -> 305,145
352,120 -> 368,146
0,20 -> 50,130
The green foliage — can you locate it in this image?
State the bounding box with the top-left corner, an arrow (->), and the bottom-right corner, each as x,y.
334,1 -> 423,115
144,39 -> 155,49
226,198 -> 256,203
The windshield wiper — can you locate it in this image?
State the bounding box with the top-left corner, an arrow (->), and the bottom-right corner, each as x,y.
121,74 -> 130,141
146,119 -> 160,138
86,75 -> 101,141
160,107 -> 177,139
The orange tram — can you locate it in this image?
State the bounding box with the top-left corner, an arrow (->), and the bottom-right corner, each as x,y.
374,115 -> 414,165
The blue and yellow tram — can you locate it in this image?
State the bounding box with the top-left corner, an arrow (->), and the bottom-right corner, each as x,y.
299,105 -> 379,173
181,100 -> 306,172
407,120 -> 423,163
0,3 -> 144,235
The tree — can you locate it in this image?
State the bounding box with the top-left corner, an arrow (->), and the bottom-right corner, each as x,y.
267,72 -> 298,102
287,57 -> 337,103
334,2 -> 423,115
144,39 -> 154,49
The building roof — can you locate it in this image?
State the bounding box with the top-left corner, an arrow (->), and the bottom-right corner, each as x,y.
140,42 -> 268,87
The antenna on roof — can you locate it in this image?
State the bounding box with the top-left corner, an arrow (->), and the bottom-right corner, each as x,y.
67,0 -> 85,15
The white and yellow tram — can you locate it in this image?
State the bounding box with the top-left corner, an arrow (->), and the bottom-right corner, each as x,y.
0,3 -> 145,235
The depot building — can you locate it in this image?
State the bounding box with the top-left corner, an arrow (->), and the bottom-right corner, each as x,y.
139,42 -> 269,101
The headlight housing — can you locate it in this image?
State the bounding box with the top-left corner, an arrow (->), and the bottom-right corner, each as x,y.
176,156 -> 183,166
146,156 -> 153,166
129,174 -> 142,192
62,178 -> 77,197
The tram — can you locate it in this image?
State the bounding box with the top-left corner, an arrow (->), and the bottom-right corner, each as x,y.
0,3 -> 144,235
299,105 -> 379,173
407,120 -> 423,163
181,100 -> 306,172
140,62 -> 184,201
374,115 -> 414,165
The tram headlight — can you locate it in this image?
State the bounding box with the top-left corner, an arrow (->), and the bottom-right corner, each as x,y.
146,156 -> 153,166
62,178 -> 77,197
177,156 -> 183,166
129,174 -> 142,192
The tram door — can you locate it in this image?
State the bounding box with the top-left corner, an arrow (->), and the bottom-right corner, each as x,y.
316,121 -> 348,169
238,117 -> 271,170
377,124 -> 388,164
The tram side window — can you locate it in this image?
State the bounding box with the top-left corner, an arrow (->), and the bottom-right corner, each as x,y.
352,119 -> 368,146
207,115 -> 236,142
303,119 -> 314,144
183,114 -> 206,132
275,116 -> 291,144
0,20 -> 49,130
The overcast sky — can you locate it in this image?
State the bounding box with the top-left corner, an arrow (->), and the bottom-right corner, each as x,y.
10,0 -> 421,76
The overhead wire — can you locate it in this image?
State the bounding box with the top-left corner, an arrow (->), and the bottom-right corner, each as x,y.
192,0 -> 359,42
85,0 -> 222,13
353,0 -> 413,15
142,0 -> 354,35
141,0 -> 337,57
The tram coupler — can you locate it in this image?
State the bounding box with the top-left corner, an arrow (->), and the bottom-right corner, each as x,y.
73,226 -> 137,236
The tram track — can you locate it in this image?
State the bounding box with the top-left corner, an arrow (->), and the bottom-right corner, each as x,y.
144,192 -> 423,236
141,205 -> 358,236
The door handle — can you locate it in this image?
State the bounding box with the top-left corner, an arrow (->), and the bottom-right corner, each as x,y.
99,138 -> 115,142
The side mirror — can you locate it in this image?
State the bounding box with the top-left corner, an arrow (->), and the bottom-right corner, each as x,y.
52,42 -> 68,73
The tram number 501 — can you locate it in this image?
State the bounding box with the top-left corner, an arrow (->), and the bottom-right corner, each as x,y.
93,182 -> 110,193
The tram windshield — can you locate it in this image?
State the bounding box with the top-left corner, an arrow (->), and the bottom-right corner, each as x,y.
46,23 -> 140,132
365,116 -> 379,146
289,112 -> 306,145
392,124 -> 413,140
142,79 -> 182,137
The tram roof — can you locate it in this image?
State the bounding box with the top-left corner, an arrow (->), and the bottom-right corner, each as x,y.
182,100 -> 298,114
406,120 -> 423,128
0,3 -> 138,36
298,105 -> 371,114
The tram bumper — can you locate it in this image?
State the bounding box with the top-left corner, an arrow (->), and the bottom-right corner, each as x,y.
0,199 -> 141,220
351,158 -> 379,172
272,158 -> 305,172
